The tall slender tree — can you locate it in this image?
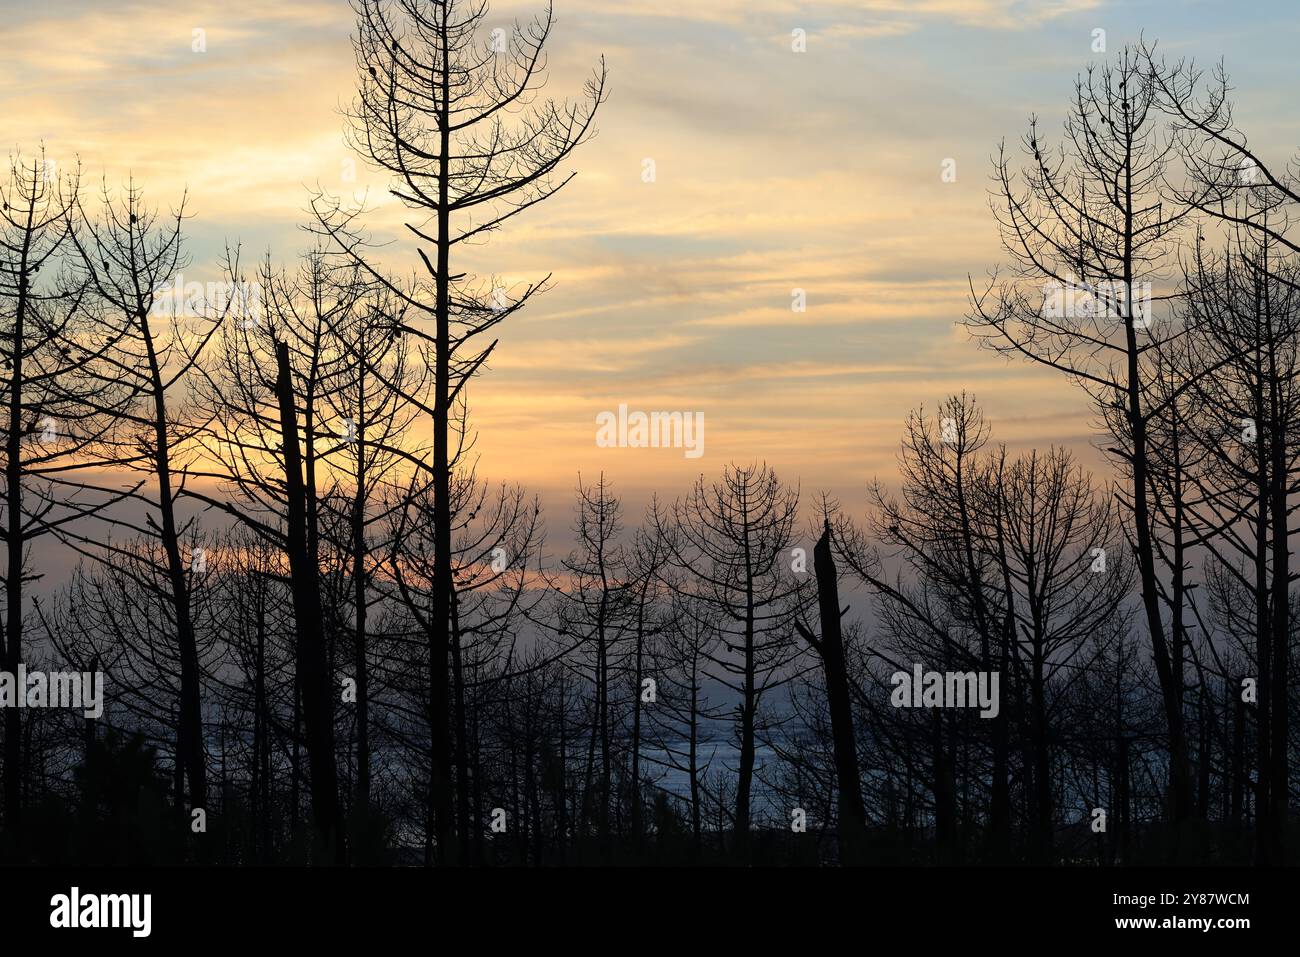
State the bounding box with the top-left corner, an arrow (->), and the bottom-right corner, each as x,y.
0,153 -> 133,836
311,0 -> 605,863
966,49 -> 1206,844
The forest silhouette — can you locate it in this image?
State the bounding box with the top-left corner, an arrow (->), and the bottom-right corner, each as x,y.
0,3 -> 1295,868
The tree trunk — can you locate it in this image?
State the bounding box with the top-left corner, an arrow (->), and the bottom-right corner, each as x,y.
2,212 -> 32,834
810,525 -> 867,864
274,341 -> 345,864
424,16 -> 456,863
140,306 -> 206,819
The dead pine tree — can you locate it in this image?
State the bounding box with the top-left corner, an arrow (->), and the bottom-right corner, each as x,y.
187,256 -> 358,865
793,515 -> 868,865
965,48 -> 1210,853
1173,215 -> 1300,863
311,0 -> 606,865
314,284 -> 425,822
834,399 -> 1001,863
658,463 -> 803,861
645,591 -> 723,860
386,452 -> 546,864
1149,51 -> 1300,863
625,513 -> 668,851
55,180 -> 229,833
543,474 -> 629,860
0,152 -> 134,840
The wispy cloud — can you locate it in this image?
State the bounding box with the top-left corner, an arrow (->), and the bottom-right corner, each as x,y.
2,0 -> 1289,509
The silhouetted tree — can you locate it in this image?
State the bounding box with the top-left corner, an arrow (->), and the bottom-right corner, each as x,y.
966,50 -> 1206,844
658,463 -> 802,858
312,0 -> 605,864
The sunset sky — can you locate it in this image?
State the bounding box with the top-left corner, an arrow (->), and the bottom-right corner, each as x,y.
5,0 -> 1300,521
